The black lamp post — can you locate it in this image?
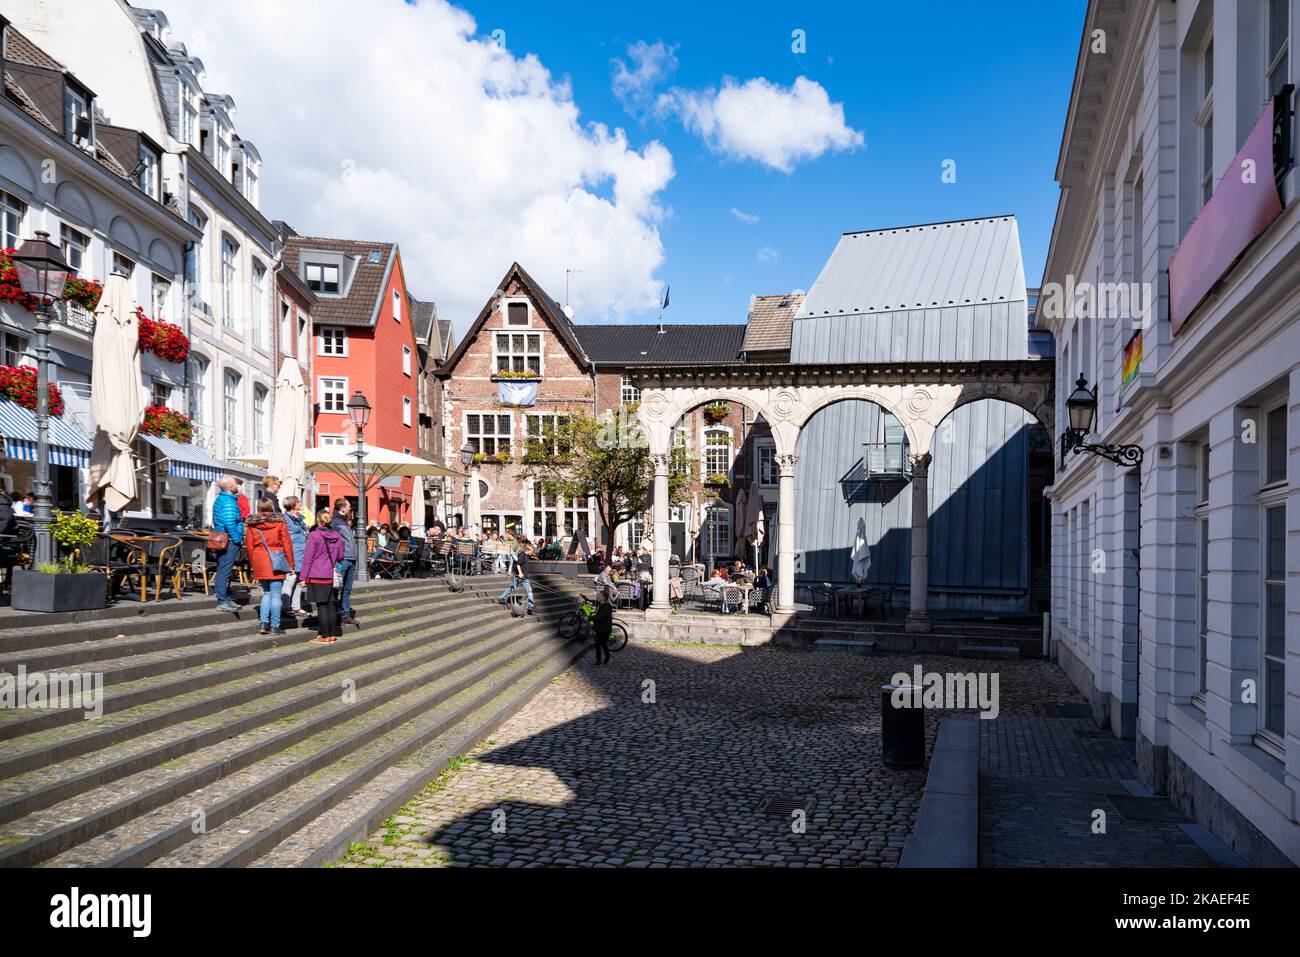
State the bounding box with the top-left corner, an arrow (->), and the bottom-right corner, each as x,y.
347,390 -> 372,582
459,441 -> 474,530
1060,375 -> 1144,468
10,232 -> 72,567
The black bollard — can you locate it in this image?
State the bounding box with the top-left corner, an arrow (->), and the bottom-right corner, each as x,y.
881,682 -> 925,768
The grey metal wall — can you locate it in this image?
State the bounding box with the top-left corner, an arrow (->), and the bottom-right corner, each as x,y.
790,302 -> 1028,363
794,398 -> 1033,604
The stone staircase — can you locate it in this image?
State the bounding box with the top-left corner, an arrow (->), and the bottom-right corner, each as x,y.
0,575 -> 584,868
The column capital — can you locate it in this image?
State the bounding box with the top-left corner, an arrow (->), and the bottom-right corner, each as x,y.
908,451 -> 932,475
777,453 -> 799,477
650,452 -> 671,476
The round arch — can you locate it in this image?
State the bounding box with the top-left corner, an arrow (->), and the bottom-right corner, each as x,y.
639,387 -> 788,457
947,382 -> 1055,437
793,389 -> 923,454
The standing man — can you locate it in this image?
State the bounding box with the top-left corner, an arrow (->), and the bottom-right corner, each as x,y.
498,542 -> 536,614
261,475 -> 283,513
213,476 -> 245,613
331,498 -> 360,625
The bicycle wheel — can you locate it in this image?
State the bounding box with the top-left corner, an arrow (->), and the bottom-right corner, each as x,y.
558,610 -> 582,639
607,622 -> 629,652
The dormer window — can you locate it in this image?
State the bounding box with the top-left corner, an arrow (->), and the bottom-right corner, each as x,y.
305,262 -> 339,294
507,302 -> 529,326
137,144 -> 160,199
64,86 -> 91,146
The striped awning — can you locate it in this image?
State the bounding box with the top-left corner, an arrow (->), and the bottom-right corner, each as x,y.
0,400 -> 93,468
140,433 -> 225,483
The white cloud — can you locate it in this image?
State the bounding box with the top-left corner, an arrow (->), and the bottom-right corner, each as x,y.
160,0 -> 673,328
756,246 -> 779,265
730,207 -> 760,225
611,40 -> 678,116
664,76 -> 863,173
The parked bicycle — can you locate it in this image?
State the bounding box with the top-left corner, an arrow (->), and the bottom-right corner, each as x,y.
557,593 -> 628,651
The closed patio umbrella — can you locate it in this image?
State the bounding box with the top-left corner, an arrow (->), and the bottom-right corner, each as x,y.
742,487 -> 765,570
851,516 -> 872,582
85,274 -> 142,515
732,488 -> 748,557
410,474 -> 426,533
266,357 -> 307,502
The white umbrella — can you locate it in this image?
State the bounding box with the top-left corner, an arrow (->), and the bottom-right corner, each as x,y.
687,492 -> 702,562
235,444 -> 465,483
85,275 -> 142,514
732,488 -> 748,556
742,488 -> 765,570
851,516 -> 872,582
410,474 -> 426,533
467,468 -> 481,531
266,358 -> 307,502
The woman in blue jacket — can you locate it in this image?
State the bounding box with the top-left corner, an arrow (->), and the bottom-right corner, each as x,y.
212,476 -> 246,613
281,495 -> 310,616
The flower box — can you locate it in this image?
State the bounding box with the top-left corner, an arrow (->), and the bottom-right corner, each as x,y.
136,308 -> 190,364
0,366 -> 65,416
702,402 -> 730,424
141,406 -> 194,443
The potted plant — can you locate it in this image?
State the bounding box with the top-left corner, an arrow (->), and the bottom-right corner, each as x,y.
702,402 -> 729,424
705,472 -> 731,488
491,368 -> 542,380
11,511 -> 108,613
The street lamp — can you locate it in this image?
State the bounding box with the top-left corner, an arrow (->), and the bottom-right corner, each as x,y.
10,232 -> 72,567
347,390 -> 372,582
459,441 -> 474,531
1060,374 -> 1144,468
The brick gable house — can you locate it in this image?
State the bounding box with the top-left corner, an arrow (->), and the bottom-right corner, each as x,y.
438,262 -> 765,565
280,230 -> 420,524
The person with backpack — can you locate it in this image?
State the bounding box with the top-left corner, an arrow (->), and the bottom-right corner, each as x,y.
281,496 -> 310,617
245,498 -> 295,636
300,506 -> 346,644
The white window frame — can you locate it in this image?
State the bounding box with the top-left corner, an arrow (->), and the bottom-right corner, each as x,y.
1263,403 -> 1288,488
705,505 -> 731,561
621,375 -> 641,405
305,262 -> 340,295
151,274 -> 171,321
253,383 -> 269,451
187,353 -> 210,426
465,412 -> 513,457
220,235 -> 239,330
755,440 -> 778,487
318,326 -> 348,357
2,331 -> 30,368
318,376 -> 348,414
1196,35 -> 1214,209
1258,495 -> 1287,749
493,330 -> 543,375
402,396 -> 412,426
251,260 -> 267,349
223,369 -> 242,439
60,223 -> 89,276
393,289 -> 402,323
0,191 -> 24,251
319,433 -> 347,447
402,345 -> 412,376
702,426 -> 734,481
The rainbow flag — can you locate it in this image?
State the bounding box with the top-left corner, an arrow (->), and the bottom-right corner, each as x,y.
1119,331 -> 1143,403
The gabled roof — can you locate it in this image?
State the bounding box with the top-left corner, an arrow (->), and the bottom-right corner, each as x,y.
281,235 -> 396,328
796,215 -> 1026,321
573,323 -> 745,365
439,262 -> 590,373
742,293 -> 805,353
409,295 -> 436,345
436,319 -> 454,361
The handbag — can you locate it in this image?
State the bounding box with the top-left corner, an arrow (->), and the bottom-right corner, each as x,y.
206,531 -> 229,552
253,527 -> 291,575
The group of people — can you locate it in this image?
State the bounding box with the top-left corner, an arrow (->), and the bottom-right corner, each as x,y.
210,475 -> 361,645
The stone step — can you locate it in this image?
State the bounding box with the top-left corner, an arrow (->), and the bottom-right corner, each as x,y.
0,590 -> 492,746
30,627 -> 574,867
814,638 -> 877,654
0,591 -> 575,772
0,607 -> 533,828
956,644 -> 1021,659
158,634 -> 583,867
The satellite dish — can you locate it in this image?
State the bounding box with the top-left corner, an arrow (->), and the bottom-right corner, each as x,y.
562,304 -> 575,319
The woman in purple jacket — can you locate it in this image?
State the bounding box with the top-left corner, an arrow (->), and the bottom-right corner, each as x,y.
300,507 -> 346,644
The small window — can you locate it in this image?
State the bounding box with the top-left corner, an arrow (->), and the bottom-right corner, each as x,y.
466,413 -> 512,456
756,444 -> 778,486
1265,405 -> 1287,485
305,263 -> 339,294
402,397 -> 412,426
493,331 -> 542,375
507,302 -> 529,326
2,332 -> 29,367
1,192 -> 26,251
137,145 -> 160,199
620,375 -> 640,405
402,346 -> 412,376
113,252 -> 135,279
151,274 -> 171,320
319,377 -> 348,413
60,224 -> 90,276
319,433 -> 347,447
319,326 -> 347,357
64,87 -> 90,145
393,289 -> 401,323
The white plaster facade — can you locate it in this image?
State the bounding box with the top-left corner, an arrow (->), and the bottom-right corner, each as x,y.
1041,0 -> 1300,865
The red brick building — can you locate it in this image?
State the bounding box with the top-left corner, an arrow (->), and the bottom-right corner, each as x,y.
437,262 -> 765,566
280,230 -> 420,524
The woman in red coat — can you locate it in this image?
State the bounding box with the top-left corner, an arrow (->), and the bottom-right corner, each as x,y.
245,498 -> 295,636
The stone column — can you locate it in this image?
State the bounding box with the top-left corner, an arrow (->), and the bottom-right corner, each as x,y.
649,453 -> 672,613
906,452 -> 932,633
776,453 -> 798,613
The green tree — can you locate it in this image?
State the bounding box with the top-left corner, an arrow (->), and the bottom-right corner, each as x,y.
519,408 -> 696,545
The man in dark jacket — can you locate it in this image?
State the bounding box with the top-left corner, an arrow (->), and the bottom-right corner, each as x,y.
0,487 -> 16,537
591,588 -> 613,665
331,498 -> 359,624
261,475 -> 283,513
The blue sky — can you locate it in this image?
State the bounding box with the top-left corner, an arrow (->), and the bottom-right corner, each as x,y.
460,0 -> 1086,324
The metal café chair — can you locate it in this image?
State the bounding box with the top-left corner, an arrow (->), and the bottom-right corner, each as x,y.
84,534 -> 135,600
720,584 -> 744,615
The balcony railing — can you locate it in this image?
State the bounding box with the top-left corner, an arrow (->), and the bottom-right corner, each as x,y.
59,301 -> 95,334
864,441 -> 912,480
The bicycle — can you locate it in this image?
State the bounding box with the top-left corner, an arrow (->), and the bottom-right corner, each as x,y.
558,593 -> 628,651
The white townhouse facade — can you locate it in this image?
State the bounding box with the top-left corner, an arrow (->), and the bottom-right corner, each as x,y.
8,1 -> 280,518
1041,0 -> 1300,865
0,13 -> 202,517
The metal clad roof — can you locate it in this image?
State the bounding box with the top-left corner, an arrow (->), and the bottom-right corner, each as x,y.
797,215 -> 1026,319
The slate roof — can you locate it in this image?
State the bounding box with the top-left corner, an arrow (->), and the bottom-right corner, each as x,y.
573,323 -> 745,366
742,293 -> 805,353
436,319 -> 454,360
409,295 -> 436,344
797,215 -> 1026,320
282,236 -> 395,328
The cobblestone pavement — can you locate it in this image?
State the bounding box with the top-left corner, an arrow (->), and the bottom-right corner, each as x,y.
336,642 -> 1080,868
978,715 -> 1219,867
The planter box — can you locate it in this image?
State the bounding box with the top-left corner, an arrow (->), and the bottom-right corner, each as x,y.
11,569 -> 109,614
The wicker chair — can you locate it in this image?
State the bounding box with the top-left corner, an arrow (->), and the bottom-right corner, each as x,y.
372,539 -> 414,579
720,584 -> 745,615
614,579 -> 636,609
83,534 -> 136,600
